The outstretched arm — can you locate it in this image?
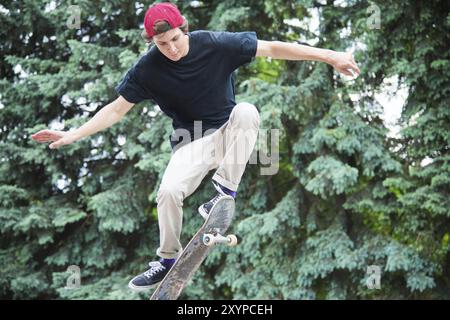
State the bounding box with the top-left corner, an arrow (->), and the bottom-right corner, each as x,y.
31,95 -> 135,149
256,40 -> 360,77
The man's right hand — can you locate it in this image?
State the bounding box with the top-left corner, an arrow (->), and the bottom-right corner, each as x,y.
30,96 -> 134,150
31,130 -> 80,149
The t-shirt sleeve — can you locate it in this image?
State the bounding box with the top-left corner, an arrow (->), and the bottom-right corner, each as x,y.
214,31 -> 258,71
115,67 -> 149,104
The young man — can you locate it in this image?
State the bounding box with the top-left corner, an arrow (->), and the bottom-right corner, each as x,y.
31,3 -> 360,291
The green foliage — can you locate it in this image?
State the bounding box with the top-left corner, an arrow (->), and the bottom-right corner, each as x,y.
1,0 -> 448,300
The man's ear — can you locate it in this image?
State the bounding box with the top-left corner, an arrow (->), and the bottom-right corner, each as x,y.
180,17 -> 189,34
141,29 -> 152,43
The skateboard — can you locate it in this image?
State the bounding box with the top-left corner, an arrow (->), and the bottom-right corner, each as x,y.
150,197 -> 237,300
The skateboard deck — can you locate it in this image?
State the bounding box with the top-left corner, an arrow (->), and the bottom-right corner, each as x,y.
150,197 -> 236,300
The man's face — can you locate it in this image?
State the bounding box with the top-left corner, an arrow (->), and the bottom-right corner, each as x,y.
153,28 -> 188,62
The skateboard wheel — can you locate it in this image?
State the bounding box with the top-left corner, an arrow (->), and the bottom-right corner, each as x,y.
227,235 -> 238,246
203,234 -> 215,246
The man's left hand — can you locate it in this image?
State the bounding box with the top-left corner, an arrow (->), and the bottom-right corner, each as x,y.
328,51 -> 361,77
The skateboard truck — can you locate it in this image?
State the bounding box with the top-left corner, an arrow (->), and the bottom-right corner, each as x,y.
203,228 -> 238,247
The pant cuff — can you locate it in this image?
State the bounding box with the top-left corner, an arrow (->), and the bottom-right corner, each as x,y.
156,247 -> 181,260
212,174 -> 238,192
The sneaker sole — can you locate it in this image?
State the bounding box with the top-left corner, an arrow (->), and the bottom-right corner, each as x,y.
198,205 -> 208,220
128,280 -> 159,292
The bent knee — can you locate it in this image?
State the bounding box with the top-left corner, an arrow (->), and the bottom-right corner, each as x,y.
231,102 -> 260,127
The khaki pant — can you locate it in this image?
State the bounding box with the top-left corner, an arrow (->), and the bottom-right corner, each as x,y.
156,102 -> 260,259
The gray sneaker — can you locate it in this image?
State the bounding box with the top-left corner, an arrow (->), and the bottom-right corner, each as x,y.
198,182 -> 234,220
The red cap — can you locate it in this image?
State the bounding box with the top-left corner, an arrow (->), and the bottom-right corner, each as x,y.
144,3 -> 184,38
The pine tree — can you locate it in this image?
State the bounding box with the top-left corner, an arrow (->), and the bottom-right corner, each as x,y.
0,0 -> 448,300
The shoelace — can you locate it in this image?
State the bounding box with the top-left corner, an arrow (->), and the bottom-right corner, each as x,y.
143,262 -> 165,279
209,193 -> 224,208
209,183 -> 228,207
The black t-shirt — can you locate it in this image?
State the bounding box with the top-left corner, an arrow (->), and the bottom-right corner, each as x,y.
115,30 -> 258,149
